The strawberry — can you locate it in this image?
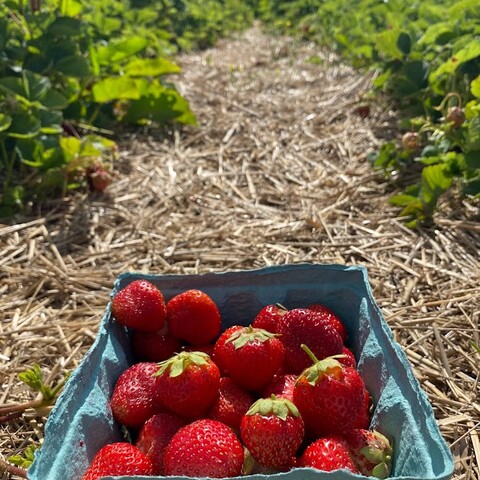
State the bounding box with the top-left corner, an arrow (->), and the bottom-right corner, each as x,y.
307,303 -> 348,341
293,348 -> 365,437
208,377 -> 255,431
135,412 -> 186,474
299,436 -> 359,473
153,351 -> 220,420
85,164 -> 112,193
338,346 -> 357,369
81,442 -> 154,479
110,362 -> 163,430
262,373 -> 297,401
355,104 -> 371,118
112,280 -> 167,332
354,387 -> 372,430
167,289 -> 221,345
131,328 -> 182,363
402,131 -> 421,152
164,419 -> 244,478
276,308 -> 343,374
447,106 -> 465,128
212,325 -> 285,391
251,304 -> 287,333
240,396 -> 304,470
345,428 -> 393,478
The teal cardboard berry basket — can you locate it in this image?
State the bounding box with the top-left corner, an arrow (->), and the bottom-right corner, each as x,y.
28,264 -> 454,480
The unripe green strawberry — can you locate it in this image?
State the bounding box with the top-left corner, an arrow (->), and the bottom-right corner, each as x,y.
240,396 -> 304,470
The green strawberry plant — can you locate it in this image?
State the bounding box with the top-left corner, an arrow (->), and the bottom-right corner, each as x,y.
8,444 -> 37,470
258,0 -> 480,226
0,0 -> 254,216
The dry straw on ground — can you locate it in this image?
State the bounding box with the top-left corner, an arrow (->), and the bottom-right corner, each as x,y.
1,27 -> 479,479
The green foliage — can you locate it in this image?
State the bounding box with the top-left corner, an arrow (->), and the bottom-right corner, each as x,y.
259,0 -> 480,226
0,0 -> 254,216
18,363 -> 70,401
8,444 -> 37,469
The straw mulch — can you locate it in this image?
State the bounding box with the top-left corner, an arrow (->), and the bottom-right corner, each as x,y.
1,26 -> 479,479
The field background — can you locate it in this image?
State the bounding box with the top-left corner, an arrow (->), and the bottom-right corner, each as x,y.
1,1 -> 479,479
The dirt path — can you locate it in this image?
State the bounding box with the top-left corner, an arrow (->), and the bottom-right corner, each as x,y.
1,27 -> 479,478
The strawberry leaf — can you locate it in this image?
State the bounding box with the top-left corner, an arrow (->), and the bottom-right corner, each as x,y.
360,444 -> 385,464
301,356 -> 343,385
372,461 -> 391,479
8,444 -> 37,469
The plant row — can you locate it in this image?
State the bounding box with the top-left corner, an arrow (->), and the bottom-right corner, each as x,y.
0,0 -> 253,216
257,0 -> 480,226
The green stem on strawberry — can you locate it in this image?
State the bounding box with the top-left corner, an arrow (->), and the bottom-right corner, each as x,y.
300,343 -> 320,364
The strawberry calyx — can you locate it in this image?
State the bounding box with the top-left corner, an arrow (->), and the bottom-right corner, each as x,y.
154,351 -> 210,378
299,345 -> 348,385
360,431 -> 393,479
226,326 -> 278,349
245,395 -> 300,421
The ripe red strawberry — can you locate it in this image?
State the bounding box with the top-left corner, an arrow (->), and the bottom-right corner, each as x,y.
307,303 -> 348,341
81,442 -> 154,479
262,374 -> 297,401
354,388 -> 372,430
153,351 -> 220,420
167,289 -> 221,345
164,419 -> 244,478
240,396 -> 304,470
131,328 -> 182,362
293,350 -> 365,437
112,280 -> 167,332
212,325 -> 285,391
208,377 -> 255,431
251,304 -> 287,333
299,436 -> 359,473
338,346 -> 357,369
110,362 -> 163,430
277,308 -> 343,374
345,429 -> 393,478
135,412 -> 186,474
